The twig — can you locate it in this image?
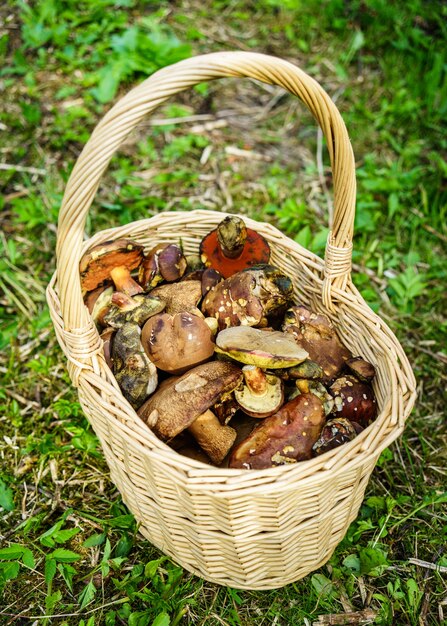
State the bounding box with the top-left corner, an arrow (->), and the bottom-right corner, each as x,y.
312,608 -> 378,624
225,146 -> 272,162
0,164 -> 46,175
408,558 -> 447,574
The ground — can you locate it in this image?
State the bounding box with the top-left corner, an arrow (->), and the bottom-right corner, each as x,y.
0,1 -> 446,625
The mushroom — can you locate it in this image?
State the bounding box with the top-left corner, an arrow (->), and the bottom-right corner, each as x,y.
137,361 -> 243,464
84,285 -> 114,328
200,216 -> 270,278
184,254 -> 204,273
103,292 -> 165,329
139,243 -> 187,291
345,357 -> 376,383
234,366 -> 283,418
112,322 -> 158,409
213,393 -> 240,425
182,268 -> 224,298
228,393 -> 325,469
269,360 -> 324,381
201,265 -> 293,330
150,281 -> 202,316
100,327 -> 115,369
292,379 -> 334,415
141,311 -> 215,374
80,239 -> 144,296
215,326 -> 308,369
283,305 -> 351,381
312,418 -> 359,456
329,375 -> 377,426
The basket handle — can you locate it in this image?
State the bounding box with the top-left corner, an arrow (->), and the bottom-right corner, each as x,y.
57,51 -> 356,330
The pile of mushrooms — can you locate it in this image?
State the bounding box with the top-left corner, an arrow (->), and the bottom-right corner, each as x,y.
80,216 -> 378,469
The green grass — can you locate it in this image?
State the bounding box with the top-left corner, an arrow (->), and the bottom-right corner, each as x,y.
1,0 -> 446,624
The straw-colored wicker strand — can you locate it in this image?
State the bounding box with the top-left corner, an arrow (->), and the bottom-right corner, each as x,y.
47,53 -> 417,590
55,52 -> 356,329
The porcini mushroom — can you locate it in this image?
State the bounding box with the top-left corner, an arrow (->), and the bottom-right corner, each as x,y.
312,418 -> 358,456
228,393 -> 325,469
200,216 -> 270,278
141,311 -> 215,374
139,243 -> 187,291
137,361 -> 243,464
234,366 -> 283,418
150,281 -> 202,316
345,357 -> 376,383
270,360 -> 324,381
103,292 -> 165,329
292,379 -> 334,415
80,239 -> 144,296
330,375 -> 377,427
112,322 -> 158,409
283,305 -> 351,381
201,265 -> 293,330
100,327 -> 115,369
215,326 -> 308,368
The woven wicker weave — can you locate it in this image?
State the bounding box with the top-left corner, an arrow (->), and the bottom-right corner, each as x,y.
46,52 -> 416,590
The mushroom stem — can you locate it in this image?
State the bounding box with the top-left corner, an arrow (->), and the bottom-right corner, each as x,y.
217,216 -> 248,259
296,379 -> 310,394
110,266 -> 144,297
187,409 -> 237,465
242,365 -> 268,396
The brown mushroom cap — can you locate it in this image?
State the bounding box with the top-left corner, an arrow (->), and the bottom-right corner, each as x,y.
201,265 -> 292,330
139,243 -> 187,290
229,393 -> 325,469
141,311 -> 215,374
330,375 -> 377,426
312,418 -> 358,456
80,239 -> 144,292
150,281 -> 202,316
85,285 -> 114,327
137,361 -> 243,440
215,326 -> 308,369
283,305 -> 351,381
100,327 -> 115,369
345,357 -> 376,383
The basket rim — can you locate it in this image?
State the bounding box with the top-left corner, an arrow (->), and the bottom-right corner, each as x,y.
47,209 -> 417,484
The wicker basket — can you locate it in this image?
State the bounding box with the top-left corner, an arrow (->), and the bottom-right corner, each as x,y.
46,52 -> 416,590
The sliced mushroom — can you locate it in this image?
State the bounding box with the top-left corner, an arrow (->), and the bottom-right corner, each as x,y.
200,216 -> 270,278
103,292 -> 165,329
141,311 -> 215,374
112,322 -> 157,409
283,305 -> 351,381
201,265 -> 293,330
345,357 -> 376,383
215,326 -> 308,369
150,281 -> 202,316
139,243 -> 187,290
80,239 -> 144,296
330,375 -> 377,427
228,393 -> 325,469
234,366 -> 283,418
138,361 -> 243,464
